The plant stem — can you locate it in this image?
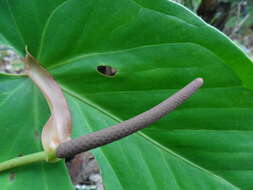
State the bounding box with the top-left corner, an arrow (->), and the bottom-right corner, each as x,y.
0,151 -> 47,172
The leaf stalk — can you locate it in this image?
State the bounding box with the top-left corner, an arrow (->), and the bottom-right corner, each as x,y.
0,151 -> 51,172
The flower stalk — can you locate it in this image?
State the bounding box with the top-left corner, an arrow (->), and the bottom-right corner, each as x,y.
0,152 -> 47,172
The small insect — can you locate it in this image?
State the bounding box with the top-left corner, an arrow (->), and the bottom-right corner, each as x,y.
0,45 -> 25,74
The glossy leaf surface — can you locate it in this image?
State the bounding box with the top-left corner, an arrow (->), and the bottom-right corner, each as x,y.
1,0 -> 253,189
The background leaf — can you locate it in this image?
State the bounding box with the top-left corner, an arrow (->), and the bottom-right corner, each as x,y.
1,0 -> 253,189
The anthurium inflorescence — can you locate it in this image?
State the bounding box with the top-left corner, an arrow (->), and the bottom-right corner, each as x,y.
0,46 -> 203,171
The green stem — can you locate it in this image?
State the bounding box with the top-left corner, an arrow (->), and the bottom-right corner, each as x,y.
0,151 -> 48,172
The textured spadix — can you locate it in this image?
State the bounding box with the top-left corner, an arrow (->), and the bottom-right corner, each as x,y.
57,78 -> 203,158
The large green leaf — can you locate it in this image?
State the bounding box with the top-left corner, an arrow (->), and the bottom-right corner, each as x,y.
0,0 -> 253,189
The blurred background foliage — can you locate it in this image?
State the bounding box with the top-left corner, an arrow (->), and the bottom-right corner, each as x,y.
172,0 -> 253,59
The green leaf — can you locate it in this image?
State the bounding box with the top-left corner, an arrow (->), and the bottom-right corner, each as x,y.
1,0 -> 253,189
